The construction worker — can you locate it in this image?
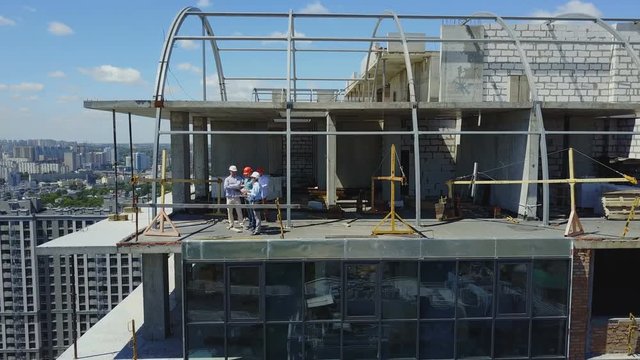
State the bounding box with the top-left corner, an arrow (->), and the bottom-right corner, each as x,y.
241,166 -> 254,229
256,167 -> 270,221
247,171 -> 262,235
223,165 -> 243,229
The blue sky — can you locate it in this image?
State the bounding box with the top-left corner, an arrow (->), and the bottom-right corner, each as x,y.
1,0 -> 639,143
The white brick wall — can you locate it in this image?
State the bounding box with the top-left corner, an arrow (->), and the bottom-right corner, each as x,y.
481,23 -> 640,103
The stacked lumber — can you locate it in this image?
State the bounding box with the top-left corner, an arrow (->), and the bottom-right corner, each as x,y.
602,190 -> 640,220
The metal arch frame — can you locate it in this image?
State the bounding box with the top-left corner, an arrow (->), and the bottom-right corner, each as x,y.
358,13 -> 422,224
151,6 -> 228,214
472,12 -> 551,225
549,12 -> 640,73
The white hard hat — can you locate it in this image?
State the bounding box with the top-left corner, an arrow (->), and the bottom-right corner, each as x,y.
250,171 -> 260,178
229,165 -> 237,172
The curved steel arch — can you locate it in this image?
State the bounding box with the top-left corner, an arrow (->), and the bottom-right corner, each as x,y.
152,6 -> 227,103
472,12 -> 551,224
549,13 -> 640,73
364,11 -> 422,223
151,7 -> 228,213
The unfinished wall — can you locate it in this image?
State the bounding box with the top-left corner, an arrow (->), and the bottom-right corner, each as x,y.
336,121 -> 382,189
455,111 -> 530,214
411,117 -> 460,199
440,25 -> 484,102
590,318 -> 640,355
481,23 -> 640,103
210,122 -> 271,176
569,248 -> 593,360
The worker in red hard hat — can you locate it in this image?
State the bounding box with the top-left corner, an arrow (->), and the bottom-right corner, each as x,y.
241,166 -> 254,229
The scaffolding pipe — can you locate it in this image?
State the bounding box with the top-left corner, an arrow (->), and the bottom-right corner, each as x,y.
173,35 -> 638,45
159,130 -> 640,136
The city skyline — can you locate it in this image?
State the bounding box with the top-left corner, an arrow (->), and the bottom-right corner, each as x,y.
2,0 -> 640,143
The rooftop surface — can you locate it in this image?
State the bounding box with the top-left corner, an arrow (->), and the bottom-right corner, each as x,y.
39,208 -> 640,257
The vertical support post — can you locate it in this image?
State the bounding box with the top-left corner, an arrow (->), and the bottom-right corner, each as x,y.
412,106 -> 421,225
193,117 -> 210,202
285,10 -> 293,227
201,16 -> 207,101
161,150 -> 167,206
534,103 -> 551,225
151,108 -> 162,218
569,147 -> 576,211
390,144 -> 396,231
112,110 -> 119,215
382,59 -> 387,102
326,113 -> 337,206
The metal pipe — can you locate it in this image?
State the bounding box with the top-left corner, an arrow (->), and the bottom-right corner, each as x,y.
136,203 -> 301,209
286,10 -> 293,227
225,76 -> 374,81
173,35 -> 637,45
158,130 -> 640,136
112,109 -> 118,215
190,11 -> 640,22
450,177 -> 634,185
201,16 -> 207,101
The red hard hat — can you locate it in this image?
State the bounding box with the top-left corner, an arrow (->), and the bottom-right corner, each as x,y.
243,166 -> 253,175
256,167 -> 265,175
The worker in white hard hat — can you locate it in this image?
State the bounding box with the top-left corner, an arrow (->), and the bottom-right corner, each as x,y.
223,165 -> 244,229
246,171 -> 262,235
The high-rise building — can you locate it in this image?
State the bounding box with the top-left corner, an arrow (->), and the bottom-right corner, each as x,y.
0,200 -> 141,359
133,152 -> 150,172
63,152 -> 76,172
12,147 -> 35,162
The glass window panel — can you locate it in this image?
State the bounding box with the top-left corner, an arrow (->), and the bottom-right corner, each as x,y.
305,323 -> 341,359
227,324 -> 263,359
457,261 -> 494,318
305,261 -> 341,321
185,263 -> 224,322
419,321 -> 454,359
420,261 -> 457,319
186,324 -> 224,358
533,260 -> 569,316
266,323 -> 303,360
531,319 -> 566,357
497,263 -> 528,315
382,321 -> 416,359
343,322 -> 378,359
346,263 -> 378,317
494,319 -> 529,358
266,263 -> 303,321
229,266 -> 260,320
456,320 -> 492,358
382,262 -> 418,319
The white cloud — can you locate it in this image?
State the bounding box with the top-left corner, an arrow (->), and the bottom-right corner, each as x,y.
203,74 -> 260,101
0,15 -> 16,26
48,21 -> 73,36
79,65 -> 142,83
196,0 -> 211,8
0,82 -> 45,92
57,95 -> 80,103
300,1 -> 329,14
48,70 -> 66,78
263,30 -> 310,45
177,39 -> 199,50
176,62 -> 202,74
23,6 -> 37,13
19,107 -> 30,113
532,0 -> 602,18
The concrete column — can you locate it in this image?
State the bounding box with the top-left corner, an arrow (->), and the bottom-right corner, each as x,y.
326,113 -> 337,206
193,117 -> 209,202
519,108 -> 540,219
170,112 -> 190,206
172,253 -> 183,339
142,254 -> 169,340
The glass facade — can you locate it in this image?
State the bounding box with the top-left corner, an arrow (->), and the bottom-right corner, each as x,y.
184,259 -> 570,359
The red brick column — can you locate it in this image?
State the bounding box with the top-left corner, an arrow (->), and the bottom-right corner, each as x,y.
569,248 -> 593,360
